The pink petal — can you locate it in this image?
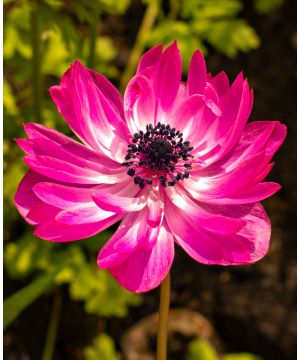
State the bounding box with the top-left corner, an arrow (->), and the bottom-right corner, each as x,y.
92,189 -> 147,214
98,211 -> 174,292
55,203 -> 114,224
147,183 -> 164,228
24,155 -> 121,184
18,123 -> 127,185
213,73 -> 253,160
164,186 -> 245,234
88,69 -> 124,118
34,214 -> 121,242
187,50 -> 207,95
33,182 -> 100,209
171,94 -> 216,145
185,121 -> 286,203
137,44 -> 163,76
152,41 -> 182,113
210,71 -> 230,97
27,203 -> 60,224
124,75 -> 156,134
50,61 -> 128,161
188,182 -> 281,205
165,201 -> 270,265
14,170 -> 50,225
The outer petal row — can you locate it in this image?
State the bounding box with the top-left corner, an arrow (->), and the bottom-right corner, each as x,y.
97,210 -> 174,293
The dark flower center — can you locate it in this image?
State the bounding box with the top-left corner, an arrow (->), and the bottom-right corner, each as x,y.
123,122 -> 194,188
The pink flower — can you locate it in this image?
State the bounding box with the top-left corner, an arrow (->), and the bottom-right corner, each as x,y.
15,42 -> 286,293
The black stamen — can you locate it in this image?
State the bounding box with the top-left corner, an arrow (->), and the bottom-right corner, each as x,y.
124,123 -> 193,188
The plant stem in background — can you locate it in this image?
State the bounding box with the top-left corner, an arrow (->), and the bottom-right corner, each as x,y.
168,0 -> 180,20
42,290 -> 63,360
120,1 -> 159,92
87,14 -> 99,69
156,272 -> 171,360
30,6 -> 42,122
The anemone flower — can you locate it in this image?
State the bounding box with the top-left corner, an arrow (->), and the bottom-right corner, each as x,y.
15,42 -> 286,294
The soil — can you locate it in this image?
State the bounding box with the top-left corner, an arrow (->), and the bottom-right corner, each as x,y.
4,0 -> 296,359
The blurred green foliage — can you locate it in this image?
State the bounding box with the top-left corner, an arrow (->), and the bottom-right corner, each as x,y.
83,333 -> 120,360
187,338 -> 263,360
4,0 -> 284,355
253,0 -> 284,13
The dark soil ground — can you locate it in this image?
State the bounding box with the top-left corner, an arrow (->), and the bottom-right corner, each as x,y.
4,0 -> 296,359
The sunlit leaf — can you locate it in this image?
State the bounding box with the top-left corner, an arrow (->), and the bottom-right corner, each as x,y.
187,338 -> 217,360
67,247 -> 142,317
146,20 -> 206,72
182,0 -> 242,19
253,0 -> 284,13
83,333 -> 120,360
4,79 -> 19,116
4,233 -> 54,278
41,29 -> 72,76
203,19 -> 260,57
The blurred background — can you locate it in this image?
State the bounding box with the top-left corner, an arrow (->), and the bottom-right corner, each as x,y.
3,0 -> 296,359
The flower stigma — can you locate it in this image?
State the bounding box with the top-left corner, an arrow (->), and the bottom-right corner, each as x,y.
122,122 -> 194,188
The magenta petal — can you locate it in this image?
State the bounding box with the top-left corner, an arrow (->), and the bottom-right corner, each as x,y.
14,170 -> 50,225
27,203 -> 60,224
152,41 -> 182,112
92,190 -> 147,214
166,201 -> 270,265
164,186 -> 245,234
187,50 -> 207,95
147,184 -> 164,228
33,182 -> 97,209
24,155 -> 120,184
88,69 -> 124,118
34,214 -> 121,242
137,44 -> 163,76
19,123 -> 126,184
50,61 -> 129,161
124,75 -> 156,134
214,74 -> 253,160
55,203 -> 114,224
188,182 -> 281,205
98,212 -> 174,292
210,71 -> 230,97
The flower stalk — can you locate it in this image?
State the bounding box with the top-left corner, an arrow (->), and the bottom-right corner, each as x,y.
120,1 -> 159,92
87,14 -> 99,69
156,272 -> 171,360
42,290 -> 63,360
30,6 -> 42,122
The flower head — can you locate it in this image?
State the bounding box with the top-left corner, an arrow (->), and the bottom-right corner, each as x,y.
15,42 -> 286,293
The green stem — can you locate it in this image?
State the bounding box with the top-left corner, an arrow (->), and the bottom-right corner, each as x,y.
87,15 -> 98,68
156,272 -> 171,360
168,0 -> 180,20
42,290 -> 63,360
30,6 -> 42,122
119,1 -> 159,92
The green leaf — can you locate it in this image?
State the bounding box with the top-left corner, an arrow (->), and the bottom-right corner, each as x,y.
83,333 -> 120,360
3,79 -> 19,116
224,353 -> 263,360
4,272 -> 57,330
187,338 -> 217,360
146,20 -> 206,72
4,233 -> 54,279
66,247 -> 142,317
253,0 -> 284,14
182,0 -> 242,19
203,19 -> 260,57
